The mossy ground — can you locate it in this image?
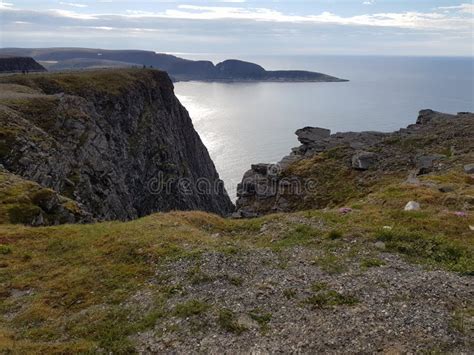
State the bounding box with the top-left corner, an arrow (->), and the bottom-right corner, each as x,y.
0,69 -> 169,97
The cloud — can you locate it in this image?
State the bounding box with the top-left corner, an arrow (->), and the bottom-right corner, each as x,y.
59,2 -> 88,8
117,4 -> 472,31
1,3 -> 472,31
363,1 -> 375,5
49,9 -> 97,20
437,3 -> 474,15
0,1 -> 472,56
0,1 -> 13,9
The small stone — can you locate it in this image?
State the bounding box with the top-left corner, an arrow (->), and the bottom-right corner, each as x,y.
404,201 -> 420,211
415,155 -> 443,175
464,164 -> 474,174
469,225 -> 474,231
374,241 -> 386,250
339,207 -> 352,214
454,211 -> 467,217
438,185 -> 455,193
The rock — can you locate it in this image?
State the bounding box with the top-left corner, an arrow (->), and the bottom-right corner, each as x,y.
374,241 -> 386,250
251,163 -> 271,175
404,201 -> 420,211
295,127 -> 331,145
339,207 -> 352,214
439,185 -> 455,193
415,155 -> 442,175
352,151 -> 378,170
405,171 -> 420,185
236,314 -> 259,330
416,109 -> 436,124
464,164 -> 474,174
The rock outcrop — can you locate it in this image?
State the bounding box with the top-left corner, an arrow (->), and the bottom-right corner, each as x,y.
236,110 -> 474,216
0,69 -> 234,223
0,169 -> 92,225
0,56 -> 46,73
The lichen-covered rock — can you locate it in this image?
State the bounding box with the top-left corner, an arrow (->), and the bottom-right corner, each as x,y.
0,69 -> 233,221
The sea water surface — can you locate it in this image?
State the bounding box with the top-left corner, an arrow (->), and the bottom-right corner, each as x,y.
174,55 -> 474,200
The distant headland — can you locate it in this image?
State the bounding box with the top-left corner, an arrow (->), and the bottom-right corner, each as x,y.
0,48 -> 348,83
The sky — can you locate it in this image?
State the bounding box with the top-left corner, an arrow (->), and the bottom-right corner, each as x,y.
0,0 -> 473,56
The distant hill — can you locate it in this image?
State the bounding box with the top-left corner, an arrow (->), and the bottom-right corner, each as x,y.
0,56 -> 46,73
0,48 -> 347,82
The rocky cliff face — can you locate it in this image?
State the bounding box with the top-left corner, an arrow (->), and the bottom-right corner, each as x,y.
0,56 -> 46,73
236,110 -> 474,216
0,69 -> 234,223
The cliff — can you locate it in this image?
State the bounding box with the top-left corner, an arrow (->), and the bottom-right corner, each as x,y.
0,69 -> 233,224
0,56 -> 46,73
236,110 -> 474,216
0,48 -> 346,82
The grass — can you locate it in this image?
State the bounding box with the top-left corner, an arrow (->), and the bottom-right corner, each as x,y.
217,309 -> 247,334
313,254 -> 347,274
272,224 -> 319,251
304,289 -> 359,309
451,308 -> 474,334
376,229 -> 473,275
174,299 -> 210,318
360,257 -> 385,269
283,288 -> 297,299
248,309 -> 272,332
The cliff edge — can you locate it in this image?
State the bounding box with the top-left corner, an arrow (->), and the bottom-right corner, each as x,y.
0,69 -> 233,224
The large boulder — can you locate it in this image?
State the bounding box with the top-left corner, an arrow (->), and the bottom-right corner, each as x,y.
295,127 -> 331,145
352,151 -> 378,170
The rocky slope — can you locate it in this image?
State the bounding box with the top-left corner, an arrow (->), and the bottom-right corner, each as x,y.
0,48 -> 346,82
0,56 -> 46,73
236,110 -> 474,216
0,69 -> 233,224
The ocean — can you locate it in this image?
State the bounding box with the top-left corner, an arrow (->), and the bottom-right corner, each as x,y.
174,55 -> 474,200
